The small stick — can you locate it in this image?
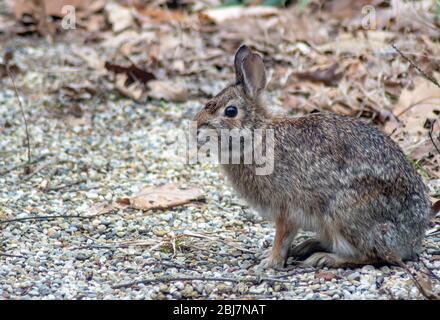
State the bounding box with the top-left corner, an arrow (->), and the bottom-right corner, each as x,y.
429,119 -> 440,156
0,153 -> 52,176
22,161 -> 51,181
0,252 -> 28,259
6,67 -> 31,173
420,259 -> 440,283
0,213 -> 95,225
396,260 -> 440,300
46,179 -> 87,191
112,275 -> 293,290
392,44 -> 440,158
392,44 -> 440,89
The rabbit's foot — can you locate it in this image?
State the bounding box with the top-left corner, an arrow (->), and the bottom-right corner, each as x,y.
256,215 -> 298,270
290,239 -> 327,260
303,252 -> 375,268
258,248 -> 271,259
257,254 -> 285,270
303,252 -> 344,268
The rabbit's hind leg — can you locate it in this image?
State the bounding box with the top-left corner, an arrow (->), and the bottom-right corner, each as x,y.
301,231 -> 379,268
258,215 -> 298,269
302,252 -> 378,268
290,239 -> 328,260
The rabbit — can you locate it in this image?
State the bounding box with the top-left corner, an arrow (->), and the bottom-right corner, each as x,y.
193,44 -> 433,269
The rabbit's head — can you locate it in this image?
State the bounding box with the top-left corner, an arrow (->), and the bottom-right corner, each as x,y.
194,45 -> 269,133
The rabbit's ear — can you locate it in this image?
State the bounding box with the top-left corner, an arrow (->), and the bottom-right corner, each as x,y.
234,44 -> 252,85
241,52 -> 266,99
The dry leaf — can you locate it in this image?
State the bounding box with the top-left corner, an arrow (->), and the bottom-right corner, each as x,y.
294,63 -> 344,87
317,31 -> 393,55
132,7 -> 187,26
147,80 -> 188,102
200,6 -> 279,24
104,60 -> 155,102
87,201 -> 116,216
14,0 -> 106,33
72,46 -> 105,71
105,2 -> 134,33
105,61 -> 155,85
394,76 -> 440,138
118,184 -> 204,211
324,0 -> 379,19
115,74 -> 147,102
414,271 -> 439,300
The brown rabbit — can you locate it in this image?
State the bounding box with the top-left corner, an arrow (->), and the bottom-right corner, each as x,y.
193,45 -> 432,269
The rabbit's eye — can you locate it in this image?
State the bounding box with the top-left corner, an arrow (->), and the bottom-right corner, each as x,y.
224,106 -> 238,118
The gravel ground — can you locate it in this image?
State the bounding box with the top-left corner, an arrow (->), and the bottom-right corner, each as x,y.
1,38 -> 440,300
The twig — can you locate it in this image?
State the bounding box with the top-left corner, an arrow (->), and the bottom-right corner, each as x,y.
392,44 -> 440,89
6,67 -> 31,173
392,44 -> 440,159
0,252 -> 28,259
46,179 -> 87,191
180,231 -> 257,254
112,276 -> 240,289
111,275 -> 294,290
22,161 -> 51,181
420,259 -> 440,283
396,260 -> 440,300
0,213 -> 96,225
429,119 -> 440,156
0,153 -> 52,176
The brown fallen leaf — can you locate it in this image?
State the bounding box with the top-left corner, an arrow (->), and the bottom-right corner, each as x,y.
117,184 -> 204,211
105,61 -> 155,86
414,270 -> 439,300
147,80 -> 188,103
199,6 -> 279,24
323,0 -> 381,20
105,61 -> 155,102
15,0 -> 90,19
294,63 -> 344,87
317,31 -> 393,55
13,0 -> 106,35
105,2 -> 134,33
113,74 -> 145,102
60,82 -> 96,101
132,6 -> 187,26
87,201 -> 117,216
391,76 -> 440,139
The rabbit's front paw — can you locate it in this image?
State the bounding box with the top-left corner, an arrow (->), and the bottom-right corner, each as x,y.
257,254 -> 285,270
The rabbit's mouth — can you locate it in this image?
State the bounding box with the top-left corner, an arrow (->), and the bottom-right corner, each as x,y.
195,125 -> 218,149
